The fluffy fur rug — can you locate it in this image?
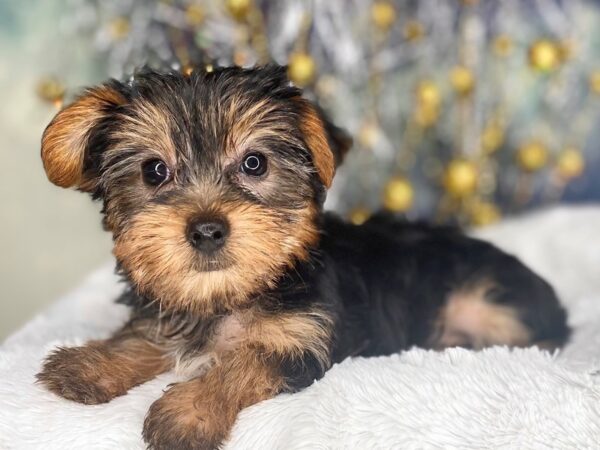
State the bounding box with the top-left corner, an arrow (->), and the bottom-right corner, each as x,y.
2,206 -> 600,449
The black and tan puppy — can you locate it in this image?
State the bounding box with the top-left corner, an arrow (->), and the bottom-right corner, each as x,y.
37,65 -> 569,449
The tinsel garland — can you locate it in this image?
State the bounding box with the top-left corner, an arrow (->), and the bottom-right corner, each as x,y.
37,0 -> 600,226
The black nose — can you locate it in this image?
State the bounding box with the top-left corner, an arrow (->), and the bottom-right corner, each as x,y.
187,218 -> 229,253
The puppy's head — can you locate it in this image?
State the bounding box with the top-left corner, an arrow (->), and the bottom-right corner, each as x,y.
41,66 -> 351,314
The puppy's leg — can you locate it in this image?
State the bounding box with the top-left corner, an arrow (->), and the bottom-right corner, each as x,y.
143,311 -> 332,450
431,268 -> 570,350
37,319 -> 173,404
143,347 -> 281,450
432,280 -> 531,349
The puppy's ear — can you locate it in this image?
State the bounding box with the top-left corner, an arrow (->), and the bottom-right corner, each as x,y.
296,99 -> 352,188
41,84 -> 126,192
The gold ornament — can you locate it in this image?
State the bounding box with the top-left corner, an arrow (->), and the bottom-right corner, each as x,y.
492,34 -> 513,57
185,4 -> 204,25
589,71 -> 600,94
287,52 -> 316,86
36,77 -> 66,107
349,207 -> 371,225
414,80 -> 441,127
517,141 -> 548,172
556,147 -> 585,179
416,80 -> 441,107
414,105 -> 439,128
371,1 -> 396,31
450,66 -> 475,96
481,121 -> 504,154
358,120 -> 380,149
383,177 -> 414,212
226,0 -> 252,21
470,201 -> 501,227
443,159 -> 478,197
109,17 -> 130,39
528,39 -> 562,72
403,20 -> 424,42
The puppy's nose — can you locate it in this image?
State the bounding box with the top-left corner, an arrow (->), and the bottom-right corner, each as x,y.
187,218 -> 229,253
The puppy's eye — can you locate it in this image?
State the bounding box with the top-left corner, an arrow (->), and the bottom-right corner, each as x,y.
142,159 -> 171,186
240,152 -> 267,177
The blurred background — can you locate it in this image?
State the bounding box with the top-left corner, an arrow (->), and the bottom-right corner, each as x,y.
2,0 -> 600,340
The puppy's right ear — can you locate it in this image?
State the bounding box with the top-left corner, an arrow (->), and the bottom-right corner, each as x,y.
41,84 -> 126,191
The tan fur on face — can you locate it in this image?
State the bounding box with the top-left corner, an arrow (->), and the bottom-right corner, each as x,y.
110,100 -> 178,169
227,98 -> 281,148
113,195 -> 319,315
41,86 -> 125,190
432,281 -> 531,349
226,94 -> 339,188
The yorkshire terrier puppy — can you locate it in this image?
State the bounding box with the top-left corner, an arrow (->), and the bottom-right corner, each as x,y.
37,65 -> 569,449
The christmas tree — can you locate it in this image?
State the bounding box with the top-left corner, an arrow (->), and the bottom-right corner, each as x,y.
37,0 -> 600,226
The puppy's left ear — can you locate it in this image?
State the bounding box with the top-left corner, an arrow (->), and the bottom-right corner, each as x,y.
296,100 -> 352,188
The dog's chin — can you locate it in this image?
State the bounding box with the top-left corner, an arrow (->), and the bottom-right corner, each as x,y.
193,257 -> 233,273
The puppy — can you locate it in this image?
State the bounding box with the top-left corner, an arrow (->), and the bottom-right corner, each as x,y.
37,65 -> 569,449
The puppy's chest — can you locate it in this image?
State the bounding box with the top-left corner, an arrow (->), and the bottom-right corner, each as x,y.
172,313 -> 247,378
212,314 -> 246,353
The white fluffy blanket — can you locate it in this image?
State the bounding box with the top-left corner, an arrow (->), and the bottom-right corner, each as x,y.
2,207 -> 600,449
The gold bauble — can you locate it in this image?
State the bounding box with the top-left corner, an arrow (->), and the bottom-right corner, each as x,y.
287,52 -> 316,86
403,20 -> 424,42
443,159 -> 478,197
109,17 -> 130,39
589,71 -> 600,94
416,80 -> 441,107
556,147 -> 585,179
383,177 -> 414,212
226,0 -> 252,21
470,201 -> 501,227
36,77 -> 66,106
185,4 -> 205,25
517,141 -> 548,172
492,34 -> 513,57
414,80 -> 441,127
358,120 -> 380,148
481,121 -> 504,154
450,66 -> 475,96
528,39 -> 562,72
349,207 -> 371,226
371,1 -> 396,31
413,105 -> 439,128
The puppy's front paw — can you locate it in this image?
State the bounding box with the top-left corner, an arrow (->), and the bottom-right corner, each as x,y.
143,382 -> 226,450
36,346 -> 126,404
